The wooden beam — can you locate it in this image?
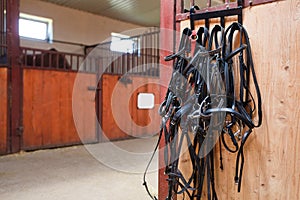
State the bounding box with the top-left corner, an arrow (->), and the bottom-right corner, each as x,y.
159,0 -> 178,199
6,0 -> 21,153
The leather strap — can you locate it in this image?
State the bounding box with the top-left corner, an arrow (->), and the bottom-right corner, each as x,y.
144,22 -> 262,200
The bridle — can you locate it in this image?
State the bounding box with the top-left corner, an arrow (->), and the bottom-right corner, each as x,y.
144,22 -> 262,200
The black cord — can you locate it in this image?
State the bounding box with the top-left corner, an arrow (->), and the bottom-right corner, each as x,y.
143,129 -> 162,200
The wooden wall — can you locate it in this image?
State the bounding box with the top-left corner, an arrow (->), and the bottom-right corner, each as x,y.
0,68 -> 7,154
176,0 -> 300,199
101,74 -> 160,141
23,69 -> 97,150
17,68 -> 160,151
231,1 -> 300,199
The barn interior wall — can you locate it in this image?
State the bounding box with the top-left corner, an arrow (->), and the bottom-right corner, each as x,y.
20,0 -> 144,54
175,0 -> 300,199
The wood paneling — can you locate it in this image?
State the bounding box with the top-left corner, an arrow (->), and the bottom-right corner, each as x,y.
233,1 -> 300,199
175,0 -> 300,199
159,0 -> 176,198
129,77 -> 161,137
23,69 -> 97,150
7,0 -> 22,153
72,72 -> 98,143
101,74 -> 160,141
0,68 -> 7,154
101,75 -> 128,141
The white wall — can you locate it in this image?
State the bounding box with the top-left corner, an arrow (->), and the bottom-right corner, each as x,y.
20,0 -> 143,54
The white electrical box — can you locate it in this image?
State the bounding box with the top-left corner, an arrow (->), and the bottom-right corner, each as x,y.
137,93 -> 155,109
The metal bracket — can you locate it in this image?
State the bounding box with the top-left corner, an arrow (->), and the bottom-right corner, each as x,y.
189,6 -> 243,30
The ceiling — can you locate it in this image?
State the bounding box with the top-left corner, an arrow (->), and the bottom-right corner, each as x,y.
39,0 -> 160,27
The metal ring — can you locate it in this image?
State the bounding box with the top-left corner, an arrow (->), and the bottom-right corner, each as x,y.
158,100 -> 167,116
190,34 -> 198,41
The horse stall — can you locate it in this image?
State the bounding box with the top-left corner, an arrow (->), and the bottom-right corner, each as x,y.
158,0 -> 300,199
21,48 -> 95,150
92,30 -> 161,141
0,0 -> 161,154
20,30 -> 160,150
0,0 -> 10,154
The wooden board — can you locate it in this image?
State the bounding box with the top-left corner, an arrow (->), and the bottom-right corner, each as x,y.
234,1 -> 300,199
23,69 -> 97,150
0,68 -> 7,154
101,74 -> 160,141
159,0 -> 177,197
175,0 -> 300,199
101,74 -> 129,141
129,77 -> 161,137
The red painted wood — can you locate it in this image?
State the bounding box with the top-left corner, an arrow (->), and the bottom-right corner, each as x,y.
7,0 -> 21,153
101,74 -> 160,141
22,69 -> 97,150
0,68 -> 7,154
130,83 -> 160,137
101,74 -> 129,141
159,0 -> 178,199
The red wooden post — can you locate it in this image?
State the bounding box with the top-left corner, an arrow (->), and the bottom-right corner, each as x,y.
7,0 -> 21,153
159,0 -> 182,199
159,0 -> 173,199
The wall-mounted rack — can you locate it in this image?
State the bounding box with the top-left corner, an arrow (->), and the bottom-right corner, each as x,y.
189,6 -> 243,30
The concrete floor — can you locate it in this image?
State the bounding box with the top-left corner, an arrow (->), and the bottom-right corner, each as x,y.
0,137 -> 158,200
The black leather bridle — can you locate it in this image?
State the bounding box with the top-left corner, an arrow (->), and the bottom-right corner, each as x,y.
144,22 -> 262,200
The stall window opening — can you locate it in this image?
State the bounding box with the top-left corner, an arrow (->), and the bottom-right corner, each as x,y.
19,13 -> 53,42
110,32 -> 139,54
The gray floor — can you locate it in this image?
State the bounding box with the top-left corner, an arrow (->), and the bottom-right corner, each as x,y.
0,137 -> 158,200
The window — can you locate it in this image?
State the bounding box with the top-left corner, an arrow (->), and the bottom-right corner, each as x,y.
110,32 -> 138,54
19,13 -> 53,42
